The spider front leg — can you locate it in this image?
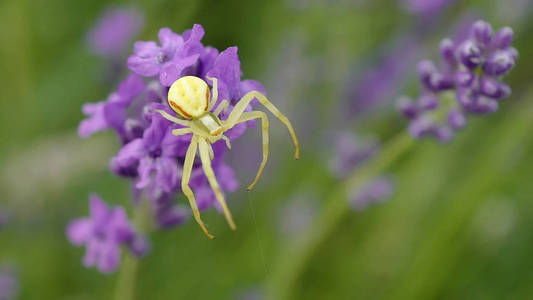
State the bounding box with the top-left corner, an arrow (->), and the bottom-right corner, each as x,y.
235,111 -> 270,190
156,110 -> 192,127
171,128 -> 192,136
213,100 -> 229,117
182,134 -> 215,239
198,137 -> 237,230
206,76 -> 219,111
221,91 -> 299,159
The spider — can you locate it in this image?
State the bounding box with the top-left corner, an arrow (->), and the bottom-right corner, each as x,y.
157,75 -> 299,239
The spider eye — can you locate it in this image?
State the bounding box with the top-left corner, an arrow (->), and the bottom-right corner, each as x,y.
168,76 -> 210,119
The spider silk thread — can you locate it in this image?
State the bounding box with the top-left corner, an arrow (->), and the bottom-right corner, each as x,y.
247,191 -> 269,279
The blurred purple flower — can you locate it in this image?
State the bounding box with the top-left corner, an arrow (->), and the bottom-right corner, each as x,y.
66,194 -> 149,273
347,36 -> 419,115
399,20 -> 517,142
350,176 -> 395,211
279,193 -> 318,238
401,0 -> 456,16
328,132 -> 379,178
87,7 -> 144,57
0,267 -> 17,300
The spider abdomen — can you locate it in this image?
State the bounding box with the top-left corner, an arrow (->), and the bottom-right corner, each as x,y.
168,76 -> 210,119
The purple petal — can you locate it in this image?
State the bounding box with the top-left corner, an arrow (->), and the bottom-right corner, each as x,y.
397,96 -> 419,119
216,163 -> 239,192
194,185 -> 216,211
135,156 -> 155,190
182,24 -> 205,55
161,126 -> 191,158
159,53 -> 200,87
196,46 -> 219,77
418,93 -> 439,110
78,102 -> 108,138
96,241 -> 121,273
472,20 -> 493,47
155,205 -> 188,229
207,46 -> 243,101
90,194 -> 110,222
158,27 -> 183,58
117,73 -> 146,102
483,49 -> 515,76
112,138 -> 147,170
458,39 -> 483,69
127,235 -> 150,257
239,79 -> 266,107
448,109 -> 466,130
127,41 -> 162,76
440,38 -> 456,66
66,219 -> 93,246
154,157 -> 179,193
111,207 -> 135,243
142,111 -> 171,150
491,27 -> 514,49
408,116 -> 435,138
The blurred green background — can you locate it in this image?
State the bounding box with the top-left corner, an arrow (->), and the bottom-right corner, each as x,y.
1,0 -> 532,299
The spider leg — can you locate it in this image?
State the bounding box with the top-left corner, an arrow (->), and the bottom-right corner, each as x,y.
222,91 -> 299,159
206,76 -> 218,111
156,110 -> 191,127
207,142 -> 214,160
172,128 -> 193,136
198,137 -> 237,230
235,111 -> 269,190
182,135 -> 215,239
221,134 -> 232,149
213,100 -> 229,117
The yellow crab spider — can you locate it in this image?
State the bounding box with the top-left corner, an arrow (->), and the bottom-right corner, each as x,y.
156,75 -> 299,239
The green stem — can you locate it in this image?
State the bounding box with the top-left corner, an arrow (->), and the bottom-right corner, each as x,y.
113,197 -> 152,300
388,92 -> 533,300
267,132 -> 414,300
114,253 -> 139,300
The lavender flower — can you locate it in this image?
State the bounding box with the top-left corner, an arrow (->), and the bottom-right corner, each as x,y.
328,132 -> 379,178
0,267 -> 17,300
67,194 -> 148,273
87,7 -> 144,58
76,24 -> 263,242
399,20 -> 517,142
78,73 -> 145,142
127,25 -> 206,87
350,176 -> 395,211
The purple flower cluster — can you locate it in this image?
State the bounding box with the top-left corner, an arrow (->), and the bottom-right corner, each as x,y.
67,194 -> 148,273
399,20 -> 517,142
87,7 -> 144,58
72,24 -> 266,272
